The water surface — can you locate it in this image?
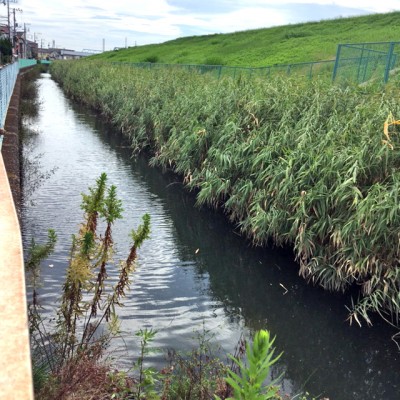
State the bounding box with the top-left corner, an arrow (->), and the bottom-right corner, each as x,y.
22,74 -> 400,400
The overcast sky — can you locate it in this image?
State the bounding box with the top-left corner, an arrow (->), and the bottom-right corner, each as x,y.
9,0 -> 400,51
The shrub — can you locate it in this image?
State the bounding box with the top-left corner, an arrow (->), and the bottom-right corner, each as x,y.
143,55 -> 160,63
204,56 -> 225,65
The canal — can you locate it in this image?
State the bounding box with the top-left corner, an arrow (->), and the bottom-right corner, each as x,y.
21,73 -> 399,399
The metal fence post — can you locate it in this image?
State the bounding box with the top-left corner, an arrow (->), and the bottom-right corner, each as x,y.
391,53 -> 397,69
309,63 -> 313,79
332,44 -> 342,82
362,48 -> 371,82
384,42 -> 395,83
356,44 -> 365,83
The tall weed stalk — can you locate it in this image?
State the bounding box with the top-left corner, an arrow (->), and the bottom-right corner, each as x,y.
27,172 -> 151,382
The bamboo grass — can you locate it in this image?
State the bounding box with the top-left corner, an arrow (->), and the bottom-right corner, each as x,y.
51,60 -> 400,330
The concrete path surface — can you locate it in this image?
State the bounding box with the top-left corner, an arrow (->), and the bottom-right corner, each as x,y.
0,153 -> 33,400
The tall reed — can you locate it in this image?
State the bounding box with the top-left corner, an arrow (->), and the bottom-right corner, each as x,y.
50,60 -> 400,331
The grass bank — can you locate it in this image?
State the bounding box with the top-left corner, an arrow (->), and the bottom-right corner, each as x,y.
91,12 -> 400,66
50,60 -> 400,331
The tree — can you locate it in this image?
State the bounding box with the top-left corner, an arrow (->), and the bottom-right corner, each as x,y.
0,37 -> 12,64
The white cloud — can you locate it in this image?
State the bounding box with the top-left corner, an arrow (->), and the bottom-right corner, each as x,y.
10,0 -> 400,51
236,0 -> 400,13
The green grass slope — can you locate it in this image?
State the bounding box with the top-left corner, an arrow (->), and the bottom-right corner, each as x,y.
92,11 -> 400,67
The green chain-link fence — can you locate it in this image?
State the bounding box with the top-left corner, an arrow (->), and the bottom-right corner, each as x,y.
111,41 -> 400,85
113,59 -> 336,81
332,41 -> 400,84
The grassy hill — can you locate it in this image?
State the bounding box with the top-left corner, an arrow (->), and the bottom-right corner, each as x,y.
92,11 -> 400,67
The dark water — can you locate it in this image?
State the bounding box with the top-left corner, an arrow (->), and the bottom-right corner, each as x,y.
22,74 -> 400,400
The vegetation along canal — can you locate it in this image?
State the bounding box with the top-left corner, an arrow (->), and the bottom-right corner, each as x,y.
22,73 -> 399,400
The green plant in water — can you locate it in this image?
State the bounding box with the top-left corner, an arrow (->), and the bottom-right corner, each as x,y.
216,329 -> 282,400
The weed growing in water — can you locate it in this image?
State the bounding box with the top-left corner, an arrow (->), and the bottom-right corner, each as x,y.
27,173 -> 151,396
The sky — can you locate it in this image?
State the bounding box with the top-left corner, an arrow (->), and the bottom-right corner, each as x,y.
5,0 -> 400,52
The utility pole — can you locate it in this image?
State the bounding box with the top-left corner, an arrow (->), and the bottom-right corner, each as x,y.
5,0 -> 17,41
7,5 -> 22,58
7,0 -> 10,41
34,32 -> 41,44
12,7 -> 15,43
24,23 -> 30,58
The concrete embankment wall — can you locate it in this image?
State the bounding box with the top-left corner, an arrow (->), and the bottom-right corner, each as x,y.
0,65 -> 34,400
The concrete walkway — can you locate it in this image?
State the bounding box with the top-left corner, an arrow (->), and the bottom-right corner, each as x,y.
0,68 -> 33,399
0,153 -> 33,400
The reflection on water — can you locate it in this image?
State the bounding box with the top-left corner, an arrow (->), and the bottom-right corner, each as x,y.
22,74 -> 400,400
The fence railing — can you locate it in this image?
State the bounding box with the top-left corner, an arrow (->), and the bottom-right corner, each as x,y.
0,59 -> 38,131
0,63 -> 19,130
333,41 -> 400,84
18,58 -> 38,69
112,59 -> 336,81
110,41 -> 400,85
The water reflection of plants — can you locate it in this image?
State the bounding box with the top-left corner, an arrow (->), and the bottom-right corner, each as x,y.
20,67 -> 42,118
20,68 -> 57,205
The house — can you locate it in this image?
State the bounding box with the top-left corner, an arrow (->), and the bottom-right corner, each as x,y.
37,48 -> 92,61
25,40 -> 38,59
0,25 -> 38,60
37,47 -> 64,61
0,24 -> 10,40
59,49 -> 93,60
